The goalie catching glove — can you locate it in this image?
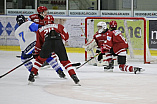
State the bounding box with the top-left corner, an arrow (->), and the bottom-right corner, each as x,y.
82,39 -> 97,51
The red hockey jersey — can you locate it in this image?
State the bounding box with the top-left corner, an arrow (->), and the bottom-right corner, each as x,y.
105,30 -> 128,54
35,24 -> 69,53
93,29 -> 110,48
29,14 -> 45,26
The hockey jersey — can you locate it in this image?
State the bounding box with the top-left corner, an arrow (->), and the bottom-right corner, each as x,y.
105,30 -> 128,55
28,14 -> 45,26
15,21 -> 39,54
93,29 -> 110,48
35,23 -> 69,54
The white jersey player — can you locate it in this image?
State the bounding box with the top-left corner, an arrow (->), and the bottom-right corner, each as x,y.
15,15 -> 66,79
15,15 -> 41,72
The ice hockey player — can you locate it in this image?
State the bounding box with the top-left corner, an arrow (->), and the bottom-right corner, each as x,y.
101,20 -> 145,74
15,15 -> 65,78
28,15 -> 80,84
15,15 -> 41,75
28,6 -> 49,26
28,6 -> 54,67
83,21 -> 113,68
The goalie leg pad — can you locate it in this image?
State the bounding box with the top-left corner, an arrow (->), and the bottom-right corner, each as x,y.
118,55 -> 126,64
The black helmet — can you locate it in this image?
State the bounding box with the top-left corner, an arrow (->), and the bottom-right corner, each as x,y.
16,15 -> 26,26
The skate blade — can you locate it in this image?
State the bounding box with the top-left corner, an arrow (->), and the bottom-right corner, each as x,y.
75,83 -> 81,86
60,77 -> 67,79
28,81 -> 35,85
135,69 -> 145,74
104,69 -> 113,72
40,65 -> 51,69
28,81 -> 33,85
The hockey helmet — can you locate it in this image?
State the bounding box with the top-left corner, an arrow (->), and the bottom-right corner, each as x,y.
44,15 -> 54,25
16,15 -> 26,26
97,21 -> 107,33
109,21 -> 117,28
37,6 -> 48,13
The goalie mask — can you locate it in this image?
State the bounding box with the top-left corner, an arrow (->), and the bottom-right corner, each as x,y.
97,22 -> 107,33
16,15 -> 26,26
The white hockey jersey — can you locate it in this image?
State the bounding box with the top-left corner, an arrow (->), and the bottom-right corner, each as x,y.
15,21 -> 39,54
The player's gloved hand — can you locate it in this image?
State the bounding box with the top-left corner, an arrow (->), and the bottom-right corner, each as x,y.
32,51 -> 39,59
96,49 -> 101,53
101,44 -> 109,53
33,53 -> 39,59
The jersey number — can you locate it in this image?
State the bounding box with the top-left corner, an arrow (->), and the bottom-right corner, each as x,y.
19,32 -> 25,42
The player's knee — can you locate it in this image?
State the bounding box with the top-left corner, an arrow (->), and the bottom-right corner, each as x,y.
118,55 -> 126,64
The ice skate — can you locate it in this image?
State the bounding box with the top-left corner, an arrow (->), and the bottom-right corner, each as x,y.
134,67 -> 145,74
28,72 -> 35,82
57,69 -> 66,78
34,72 -> 39,78
104,59 -> 114,72
71,74 -> 80,85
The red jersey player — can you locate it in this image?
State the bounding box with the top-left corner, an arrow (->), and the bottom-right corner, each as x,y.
101,20 -> 145,74
83,21 -> 113,67
28,6 -> 50,26
28,6 -> 55,67
93,22 -> 112,63
28,15 -> 79,85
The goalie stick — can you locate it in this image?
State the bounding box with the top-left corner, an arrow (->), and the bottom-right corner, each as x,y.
16,55 -> 81,66
0,57 -> 34,79
76,52 -> 101,70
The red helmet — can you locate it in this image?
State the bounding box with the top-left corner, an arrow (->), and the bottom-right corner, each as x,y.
37,6 -> 48,13
109,21 -> 117,28
44,15 -> 54,25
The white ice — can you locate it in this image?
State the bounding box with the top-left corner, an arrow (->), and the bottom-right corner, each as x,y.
0,50 -> 157,104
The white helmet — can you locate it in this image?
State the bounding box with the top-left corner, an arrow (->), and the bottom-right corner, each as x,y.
97,21 -> 107,33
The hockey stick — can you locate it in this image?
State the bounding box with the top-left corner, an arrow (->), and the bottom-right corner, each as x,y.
76,52 -> 101,70
16,55 -> 21,58
80,27 -> 98,63
0,57 -> 34,79
72,62 -> 81,66
16,55 -> 81,66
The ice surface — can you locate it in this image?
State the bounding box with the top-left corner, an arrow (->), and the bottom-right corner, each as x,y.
0,51 -> 157,104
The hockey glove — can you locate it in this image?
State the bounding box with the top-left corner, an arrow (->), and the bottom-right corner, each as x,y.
101,44 -> 110,54
32,51 -> 39,59
82,39 -> 97,51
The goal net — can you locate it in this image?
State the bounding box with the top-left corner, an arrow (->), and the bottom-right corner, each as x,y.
85,17 -> 155,64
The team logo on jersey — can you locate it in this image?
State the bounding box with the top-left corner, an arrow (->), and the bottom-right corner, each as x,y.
107,36 -> 111,41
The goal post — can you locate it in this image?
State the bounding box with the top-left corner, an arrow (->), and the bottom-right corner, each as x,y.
85,17 -> 151,64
